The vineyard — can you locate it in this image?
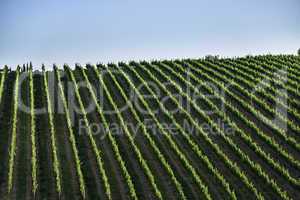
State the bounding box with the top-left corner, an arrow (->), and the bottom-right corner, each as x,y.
0,54 -> 299,199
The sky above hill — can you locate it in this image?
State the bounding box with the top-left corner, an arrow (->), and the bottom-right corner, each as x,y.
0,0 -> 299,68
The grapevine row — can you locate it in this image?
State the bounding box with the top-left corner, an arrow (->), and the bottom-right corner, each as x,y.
136,61 -> 291,199
188,59 -> 300,168
147,60 -> 293,199
101,65 -> 188,199
7,67 -> 20,193
29,68 -> 38,195
223,59 -> 300,123
42,70 -> 62,195
82,66 -> 163,199
271,56 -> 300,81
206,59 -> 300,140
122,62 -> 260,199
162,61 -> 300,186
257,56 -> 300,84
69,66 -> 138,200
116,64 -> 216,200
245,57 -> 300,100
196,60 -> 300,151
234,58 -> 299,108
213,58 -> 300,126
55,67 -> 86,198
65,67 -> 112,200
0,67 -> 7,105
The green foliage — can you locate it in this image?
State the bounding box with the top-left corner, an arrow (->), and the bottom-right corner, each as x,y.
104,66 -> 187,199
88,65 -> 138,200
43,70 -> 62,195
8,68 -> 20,193
1,55 -> 300,199
66,67 -> 112,200
55,68 -> 86,198
29,69 -> 38,195
0,67 -> 7,105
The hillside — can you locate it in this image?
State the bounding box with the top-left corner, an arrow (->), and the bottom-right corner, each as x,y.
0,54 -> 299,199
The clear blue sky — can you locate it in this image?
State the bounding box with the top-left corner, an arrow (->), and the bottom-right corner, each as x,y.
1,0 -> 299,68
